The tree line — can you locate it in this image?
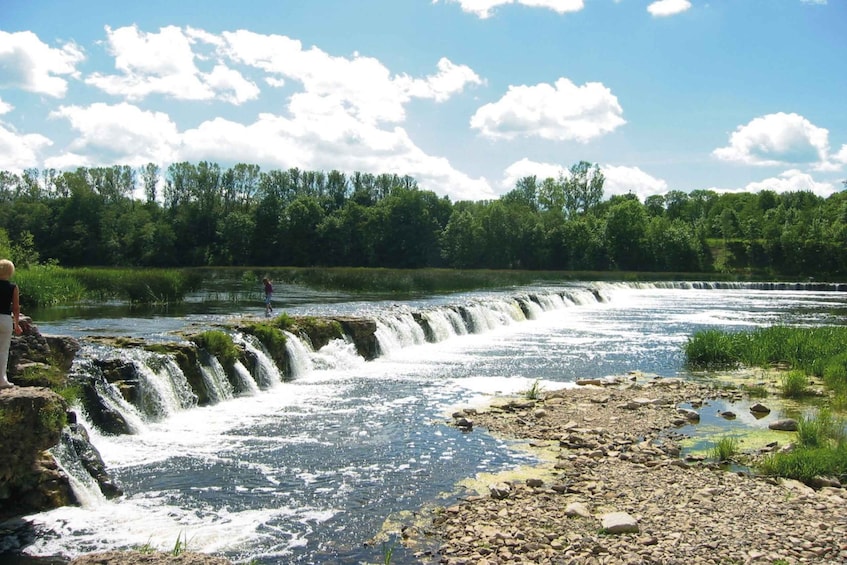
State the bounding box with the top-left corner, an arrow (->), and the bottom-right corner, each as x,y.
1,162 -> 846,278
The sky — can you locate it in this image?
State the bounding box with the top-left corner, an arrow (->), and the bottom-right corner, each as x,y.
1,0 -> 845,203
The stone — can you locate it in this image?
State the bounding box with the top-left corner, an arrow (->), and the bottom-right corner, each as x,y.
69,550 -> 232,564
677,408 -> 700,422
565,502 -> 592,518
489,482 -> 512,500
769,419 -> 799,431
599,512 -> 639,534
750,402 -> 771,414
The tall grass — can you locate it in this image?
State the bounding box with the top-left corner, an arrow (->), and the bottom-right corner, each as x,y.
685,326 -> 847,394
757,410 -> 847,484
15,265 -> 202,307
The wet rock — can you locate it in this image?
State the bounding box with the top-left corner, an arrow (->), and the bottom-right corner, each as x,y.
69,550 -> 233,564
489,482 -> 512,500
750,402 -> 771,414
678,407 -> 700,422
0,386 -> 76,519
769,418 -> 799,431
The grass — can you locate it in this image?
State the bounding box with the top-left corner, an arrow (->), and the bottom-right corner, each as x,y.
524,379 -> 544,400
780,370 -> 810,398
190,331 -> 241,368
685,326 -> 847,395
757,410 -> 847,485
15,264 -> 202,307
711,436 -> 740,462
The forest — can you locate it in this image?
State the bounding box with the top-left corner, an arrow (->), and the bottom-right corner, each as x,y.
1,161 -> 846,278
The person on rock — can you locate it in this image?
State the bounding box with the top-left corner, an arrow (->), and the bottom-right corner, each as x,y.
0,259 -> 22,389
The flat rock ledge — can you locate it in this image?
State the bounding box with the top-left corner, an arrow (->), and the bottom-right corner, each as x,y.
69,550 -> 232,565
418,377 -> 847,564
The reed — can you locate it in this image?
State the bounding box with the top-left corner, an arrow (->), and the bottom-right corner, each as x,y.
757,410 -> 847,484
780,370 -> 810,398
15,265 -> 202,307
710,436 -> 739,462
191,331 -> 240,368
524,379 -> 544,400
683,329 -> 743,368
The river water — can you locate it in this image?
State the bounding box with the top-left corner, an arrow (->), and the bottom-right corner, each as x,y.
6,281 -> 847,564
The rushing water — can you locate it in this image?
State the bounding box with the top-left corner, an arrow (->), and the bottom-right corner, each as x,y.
5,282 -> 847,564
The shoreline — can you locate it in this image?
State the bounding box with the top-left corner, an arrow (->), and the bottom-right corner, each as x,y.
407,376 -> 847,564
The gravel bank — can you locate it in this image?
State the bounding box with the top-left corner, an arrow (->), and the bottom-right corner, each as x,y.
417,376 -> 847,564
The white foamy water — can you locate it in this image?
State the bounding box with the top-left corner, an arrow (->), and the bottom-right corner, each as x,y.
14,284 -> 847,563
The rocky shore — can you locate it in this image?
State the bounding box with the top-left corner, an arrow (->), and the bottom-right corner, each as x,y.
419,376 -> 847,564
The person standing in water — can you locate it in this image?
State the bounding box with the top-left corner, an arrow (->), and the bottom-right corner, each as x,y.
263,277 -> 273,316
0,259 -> 22,389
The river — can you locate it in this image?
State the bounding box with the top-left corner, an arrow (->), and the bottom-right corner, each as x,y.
5,281 -> 846,564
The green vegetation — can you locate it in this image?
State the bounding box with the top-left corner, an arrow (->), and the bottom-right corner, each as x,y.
14,264 -> 201,308
524,379 -> 544,400
2,161 -> 846,278
780,370 -> 810,398
710,436 -> 740,462
171,532 -> 190,556
685,327 -> 847,486
757,411 -> 847,484
240,314 -> 291,366
191,331 -> 240,368
685,326 -> 847,398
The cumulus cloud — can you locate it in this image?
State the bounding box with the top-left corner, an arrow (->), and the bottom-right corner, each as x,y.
500,158 -> 567,190
712,112 -> 830,167
0,97 -> 12,115
601,165 -> 669,200
470,78 -> 625,142
48,102 -> 181,166
500,159 -> 668,200
433,0 -> 584,18
739,170 -> 836,197
86,25 -> 259,104
647,0 -> 692,17
0,123 -> 53,171
0,30 -> 84,97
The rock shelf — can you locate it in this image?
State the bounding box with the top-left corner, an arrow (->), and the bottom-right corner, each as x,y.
417,377 -> 847,564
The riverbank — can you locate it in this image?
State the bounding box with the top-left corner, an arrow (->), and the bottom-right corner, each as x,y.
415,376 -> 847,564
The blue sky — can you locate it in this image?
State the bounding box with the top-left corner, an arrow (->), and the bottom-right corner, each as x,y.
1,0 -> 844,202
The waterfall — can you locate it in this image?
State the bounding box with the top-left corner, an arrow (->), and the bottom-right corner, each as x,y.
284,330 -> 314,378
374,311 -> 427,356
421,310 -> 459,342
233,333 -> 283,388
49,430 -> 107,509
198,354 -> 234,403
518,296 -> 544,319
233,361 -> 260,395
125,350 -> 197,419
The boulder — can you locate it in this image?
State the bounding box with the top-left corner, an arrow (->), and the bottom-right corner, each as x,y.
0,386 -> 76,519
769,419 -> 799,431
599,511 -> 639,534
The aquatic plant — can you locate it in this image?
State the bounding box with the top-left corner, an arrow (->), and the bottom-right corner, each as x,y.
757,410 -> 847,485
780,370 -> 809,398
683,328 -> 743,368
191,331 -> 240,368
524,379 -> 544,400
710,436 -> 739,462
14,263 -> 87,307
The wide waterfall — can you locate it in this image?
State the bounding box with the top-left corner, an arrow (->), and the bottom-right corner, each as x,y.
9,281 -> 847,564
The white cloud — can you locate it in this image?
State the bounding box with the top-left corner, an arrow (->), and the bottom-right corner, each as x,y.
85,25 -> 259,104
48,102 -> 181,166
0,123 -> 53,171
834,145 -> 847,165
713,112 -> 830,167
434,0 -> 584,18
0,30 -> 84,97
0,97 -> 12,115
647,0 -> 692,17
601,165 -> 669,200
396,57 -> 483,103
500,159 -> 668,200
739,169 -> 836,197
800,0 -> 826,5
470,78 -> 625,142
222,30 -> 480,124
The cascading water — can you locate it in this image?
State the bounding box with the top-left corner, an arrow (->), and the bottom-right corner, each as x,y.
234,332 -> 283,388
8,282 -> 847,564
125,349 -> 197,419
198,353 -> 234,402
